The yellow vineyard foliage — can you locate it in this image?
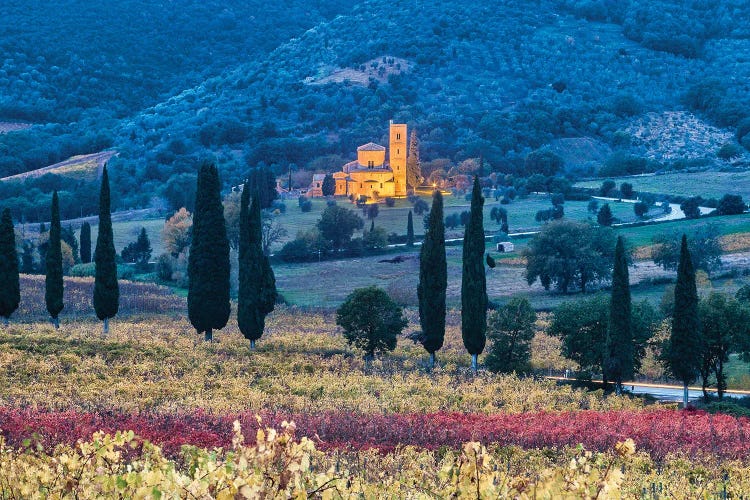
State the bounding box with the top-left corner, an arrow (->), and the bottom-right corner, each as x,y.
1,422 -> 748,499
0,310 -> 643,414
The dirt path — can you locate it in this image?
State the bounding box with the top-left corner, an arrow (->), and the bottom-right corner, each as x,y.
0,150 -> 117,181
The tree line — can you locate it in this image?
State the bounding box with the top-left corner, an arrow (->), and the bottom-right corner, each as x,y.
3,168 -> 749,401
0,163 -> 276,348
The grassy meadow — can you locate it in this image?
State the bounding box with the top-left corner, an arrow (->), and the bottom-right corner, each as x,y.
576,171 -> 750,200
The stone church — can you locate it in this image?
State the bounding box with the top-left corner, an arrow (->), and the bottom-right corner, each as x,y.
328,121 -> 407,199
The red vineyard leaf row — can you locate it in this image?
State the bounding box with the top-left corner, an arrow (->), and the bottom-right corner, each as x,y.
0,407 -> 749,459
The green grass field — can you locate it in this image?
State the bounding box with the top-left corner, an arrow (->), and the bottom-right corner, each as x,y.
576,171 -> 750,200
90,218 -> 167,257
614,213 -> 750,247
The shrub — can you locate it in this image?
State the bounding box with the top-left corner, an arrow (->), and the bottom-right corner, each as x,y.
598,180 -> 616,197
680,197 -> 701,219
600,154 -> 647,177
300,200 -> 312,212
156,254 -> 174,281
634,202 -> 649,218
336,286 -> 407,361
716,194 -> 746,216
717,143 -> 744,161
413,199 -> 429,215
384,197 -> 395,207
69,262 -> 96,277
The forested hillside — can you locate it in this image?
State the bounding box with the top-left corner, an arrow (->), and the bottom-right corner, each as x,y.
2,0 -> 750,216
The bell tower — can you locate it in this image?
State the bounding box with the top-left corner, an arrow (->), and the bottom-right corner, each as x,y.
389,121 -> 407,197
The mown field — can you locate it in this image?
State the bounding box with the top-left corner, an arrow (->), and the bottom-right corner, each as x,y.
576,171 -> 750,200
2,293 -> 750,496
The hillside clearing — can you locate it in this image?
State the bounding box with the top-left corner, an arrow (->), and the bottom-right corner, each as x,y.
0,150 -> 117,182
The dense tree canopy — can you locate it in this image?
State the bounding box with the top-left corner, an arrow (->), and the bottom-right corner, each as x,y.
524,220 -> 616,293
336,286 -> 407,361
485,297 -> 537,375
652,226 -> 722,274
317,205 -> 364,251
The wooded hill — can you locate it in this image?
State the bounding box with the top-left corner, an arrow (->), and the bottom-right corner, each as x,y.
1,0 -> 750,215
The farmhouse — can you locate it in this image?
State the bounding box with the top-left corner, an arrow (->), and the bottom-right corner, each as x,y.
309,121 -> 407,200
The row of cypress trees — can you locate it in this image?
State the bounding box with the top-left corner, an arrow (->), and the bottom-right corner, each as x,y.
0,167 -> 119,332
417,176 -> 702,393
187,162 -> 276,346
0,163 -> 276,346
606,232 -> 702,405
418,176 -> 487,372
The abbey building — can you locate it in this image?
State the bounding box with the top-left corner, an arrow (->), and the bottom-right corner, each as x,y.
328,121 -> 407,199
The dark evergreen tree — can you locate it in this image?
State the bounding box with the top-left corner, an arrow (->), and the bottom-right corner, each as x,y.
605,236 -> 632,394
21,242 -> 34,274
238,184 -> 276,349
406,130 -> 422,189
45,191 -> 64,329
406,210 -> 414,247
94,167 -> 119,333
246,166 -> 278,209
0,208 -> 20,326
79,222 -> 92,263
597,204 -> 614,226
485,297 -> 537,374
188,162 -> 231,341
662,235 -> 702,407
121,227 -> 153,271
336,286 -> 407,363
321,174 -> 335,196
461,176 -> 487,372
418,190 -> 446,369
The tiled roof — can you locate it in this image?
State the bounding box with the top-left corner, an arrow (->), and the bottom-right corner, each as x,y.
357,142 -> 386,151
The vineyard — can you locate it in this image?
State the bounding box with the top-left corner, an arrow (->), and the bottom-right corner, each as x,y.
1,302 -> 750,496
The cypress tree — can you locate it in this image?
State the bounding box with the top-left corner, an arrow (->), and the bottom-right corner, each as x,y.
0,208 -> 20,326
80,222 -> 91,263
45,191 -> 64,329
461,176 -> 488,372
605,236 -> 632,394
406,210 -> 414,247
418,190 -> 446,369
238,184 -> 276,349
663,234 -> 702,407
188,162 -> 231,341
94,166 -> 119,333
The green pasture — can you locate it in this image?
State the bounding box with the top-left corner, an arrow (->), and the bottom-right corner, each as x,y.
91,218 -> 167,257
614,213 -> 750,248
576,171 -> 750,200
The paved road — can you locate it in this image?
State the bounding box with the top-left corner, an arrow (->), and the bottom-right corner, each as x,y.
549,377 -> 749,402
626,384 -> 743,402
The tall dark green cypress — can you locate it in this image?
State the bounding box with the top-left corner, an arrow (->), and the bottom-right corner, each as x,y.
605,236 -> 632,394
406,210 -> 414,247
0,208 -> 20,326
462,176 -> 487,372
80,222 -> 91,263
237,184 -> 276,349
664,234 -> 702,407
94,166 -> 119,333
418,191 -> 446,369
45,191 -> 64,329
188,162 -> 231,341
